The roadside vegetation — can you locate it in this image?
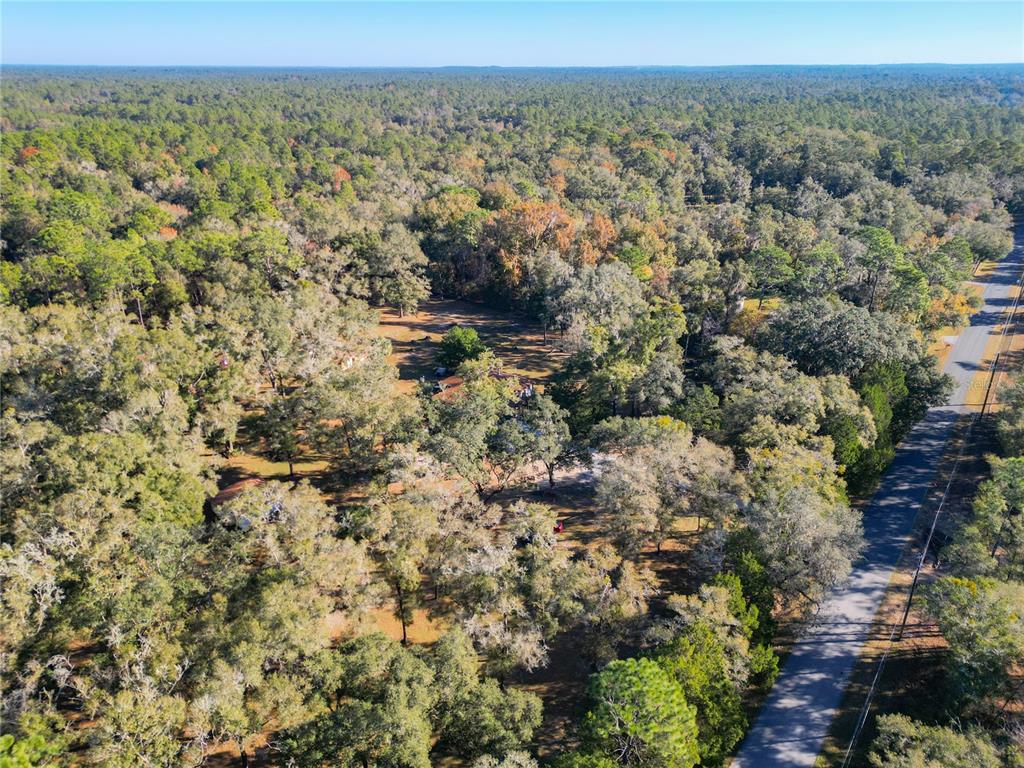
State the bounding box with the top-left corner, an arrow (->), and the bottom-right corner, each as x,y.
1,66 -> 1021,767
858,372 -> 1024,768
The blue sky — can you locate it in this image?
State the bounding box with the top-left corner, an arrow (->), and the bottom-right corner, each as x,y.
3,2 -> 1022,67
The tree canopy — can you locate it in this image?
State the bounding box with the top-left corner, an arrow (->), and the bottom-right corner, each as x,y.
1,64 -> 1019,768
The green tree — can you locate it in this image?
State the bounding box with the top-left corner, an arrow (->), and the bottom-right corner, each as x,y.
353,223 -> 430,315
594,416 -> 739,554
444,501 -> 581,681
747,244 -> 793,307
996,376 -> 1024,456
280,634 -> 435,768
89,688 -> 190,768
789,241 -> 844,298
652,624 -> 745,767
581,658 -> 699,768
922,236 -> 974,290
520,392 -> 573,487
855,226 -> 929,315
472,753 -> 542,768
551,754 -> 618,768
254,392 -> 310,477
857,226 -> 903,312
196,483 -> 376,765
924,577 -> 1024,711
431,629 -> 542,759
425,354 -> 517,496
743,483 -> 862,606
944,456 -> 1024,580
0,708 -> 69,768
438,325 -> 488,368
368,498 -> 439,645
574,545 -> 658,667
869,715 -> 1008,768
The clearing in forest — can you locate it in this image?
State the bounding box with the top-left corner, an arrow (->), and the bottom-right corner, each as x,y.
378,299 -> 566,392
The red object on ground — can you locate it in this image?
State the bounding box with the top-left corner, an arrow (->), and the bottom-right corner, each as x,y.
554,520 -> 564,533
210,477 -> 264,507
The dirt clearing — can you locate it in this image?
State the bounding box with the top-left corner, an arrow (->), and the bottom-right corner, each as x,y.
378,299 -> 566,392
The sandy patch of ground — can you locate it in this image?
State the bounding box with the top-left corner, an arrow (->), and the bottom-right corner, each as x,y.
378,299 -> 565,393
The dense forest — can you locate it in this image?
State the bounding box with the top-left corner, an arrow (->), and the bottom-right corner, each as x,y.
1,65 -> 1023,767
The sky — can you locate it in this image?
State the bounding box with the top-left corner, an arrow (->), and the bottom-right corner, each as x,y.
2,1 -> 1022,67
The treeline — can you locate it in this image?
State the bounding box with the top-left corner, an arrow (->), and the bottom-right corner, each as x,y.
1,66 -> 1021,767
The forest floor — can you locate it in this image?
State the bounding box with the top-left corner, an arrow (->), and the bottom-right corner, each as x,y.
378,298 -> 566,393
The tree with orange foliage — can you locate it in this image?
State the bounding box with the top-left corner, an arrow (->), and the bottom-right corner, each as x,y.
483,201 -> 576,295
331,165 -> 352,191
548,173 -> 567,198
576,211 -> 616,266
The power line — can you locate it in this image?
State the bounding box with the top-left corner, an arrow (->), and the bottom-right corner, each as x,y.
840,411 -> 976,768
839,256 -> 1024,767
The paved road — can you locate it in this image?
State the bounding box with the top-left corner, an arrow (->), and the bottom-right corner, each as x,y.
732,221 -> 1024,768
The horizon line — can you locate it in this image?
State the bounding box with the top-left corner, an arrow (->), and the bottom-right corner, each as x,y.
4,61 -> 1023,69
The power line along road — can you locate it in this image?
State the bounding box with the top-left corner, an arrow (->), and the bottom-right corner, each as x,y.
731,220 -> 1024,768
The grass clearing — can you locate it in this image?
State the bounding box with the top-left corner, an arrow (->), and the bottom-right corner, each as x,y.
972,259 -> 1001,281
222,451 -> 329,482
370,607 -> 445,645
731,297 -> 784,336
378,299 -> 566,393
